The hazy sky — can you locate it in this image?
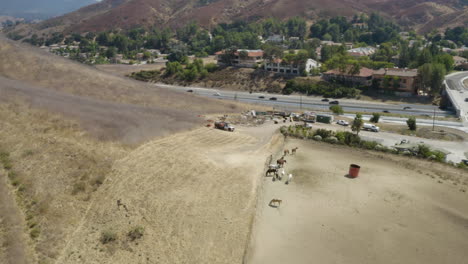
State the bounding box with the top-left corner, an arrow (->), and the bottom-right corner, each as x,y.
0,0 -> 101,19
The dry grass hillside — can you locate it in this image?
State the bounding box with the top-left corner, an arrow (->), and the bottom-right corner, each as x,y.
4,0 -> 465,37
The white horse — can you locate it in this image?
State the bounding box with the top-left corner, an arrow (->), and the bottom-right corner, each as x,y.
279,169 -> 285,181
269,164 -> 279,170
286,173 -> 293,184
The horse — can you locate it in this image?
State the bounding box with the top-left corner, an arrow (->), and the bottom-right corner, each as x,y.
279,168 -> 285,181
286,174 -> 293,184
277,158 -> 287,167
265,168 -> 278,177
291,147 -> 299,155
284,149 -> 290,156
269,199 -> 282,207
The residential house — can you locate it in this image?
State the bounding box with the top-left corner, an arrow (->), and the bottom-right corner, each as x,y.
215,49 -> 264,68
347,47 -> 376,58
372,68 -> 420,95
453,56 -> 468,66
322,66 -> 374,86
352,23 -> 368,30
266,35 -> 285,43
264,58 -> 320,75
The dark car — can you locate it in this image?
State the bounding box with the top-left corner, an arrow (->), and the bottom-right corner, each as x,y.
465,98 -> 468,102
403,106 -> 411,110
329,101 -> 339,105
383,110 -> 390,113
258,96 -> 265,99
269,97 -> 278,101
187,89 -> 193,92
321,98 -> 329,102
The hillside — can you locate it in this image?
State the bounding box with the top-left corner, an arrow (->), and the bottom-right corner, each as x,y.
6,0 -> 467,38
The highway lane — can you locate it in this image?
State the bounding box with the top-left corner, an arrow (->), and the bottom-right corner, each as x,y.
445,71 -> 468,124
156,83 -> 453,117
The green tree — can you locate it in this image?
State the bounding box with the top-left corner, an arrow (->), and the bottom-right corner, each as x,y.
370,113 -> 380,123
407,117 -> 417,131
351,114 -> 363,135
329,105 -> 344,115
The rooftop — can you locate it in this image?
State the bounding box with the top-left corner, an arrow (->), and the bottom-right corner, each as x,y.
373,68 -> 418,77
324,66 -> 374,77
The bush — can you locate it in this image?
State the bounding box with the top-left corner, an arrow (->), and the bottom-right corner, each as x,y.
313,135 -> 322,141
343,131 -> 361,146
370,113 -> 380,123
128,226 -> 144,241
314,129 -> 334,139
324,136 -> 338,144
205,63 -> 219,73
30,227 -> 40,239
100,230 -> 117,244
360,140 -> 378,150
329,105 -> 344,115
72,182 -> 86,195
407,117 -> 417,131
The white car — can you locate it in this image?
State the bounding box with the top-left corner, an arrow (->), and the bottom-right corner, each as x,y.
213,92 -> 221,96
363,123 -> 380,132
336,120 -> 349,126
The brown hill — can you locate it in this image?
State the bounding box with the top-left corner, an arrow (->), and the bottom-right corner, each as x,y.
8,0 -> 465,37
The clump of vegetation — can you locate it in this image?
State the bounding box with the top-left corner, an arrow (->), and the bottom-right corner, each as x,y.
100,230 -> 118,244
329,105 -> 344,115
351,114 -> 363,135
0,151 -> 12,170
283,79 -> 360,98
370,113 -> 380,123
407,117 -> 417,131
30,227 -> 40,239
130,70 -> 160,81
72,182 -> 86,195
127,226 -> 144,241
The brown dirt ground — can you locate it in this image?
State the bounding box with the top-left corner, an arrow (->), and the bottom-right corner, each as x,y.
247,139 -> 468,264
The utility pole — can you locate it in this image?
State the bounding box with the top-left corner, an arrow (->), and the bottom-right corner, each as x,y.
432,106 -> 436,131
234,92 -> 237,101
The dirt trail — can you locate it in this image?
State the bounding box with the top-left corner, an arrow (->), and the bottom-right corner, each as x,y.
0,170 -> 35,264
54,124 -> 283,264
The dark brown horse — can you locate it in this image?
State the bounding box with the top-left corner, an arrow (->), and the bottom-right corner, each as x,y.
277,158 -> 287,167
266,168 -> 278,177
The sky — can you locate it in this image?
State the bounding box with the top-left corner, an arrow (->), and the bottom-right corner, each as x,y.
0,0 -> 101,19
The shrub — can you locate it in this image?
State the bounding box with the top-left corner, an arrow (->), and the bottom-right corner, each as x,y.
324,136 -> 338,144
205,63 -> 219,73
343,131 -> 361,146
100,230 -> 117,244
351,114 -> 363,135
370,113 -> 380,123
407,117 -> 417,131
128,226 -> 144,241
72,182 -> 86,195
314,129 -> 334,139
360,140 -> 378,150
30,227 -> 40,239
329,105 -> 344,115
313,135 -> 322,141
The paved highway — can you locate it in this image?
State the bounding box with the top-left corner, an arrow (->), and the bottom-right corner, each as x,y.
445,71 -> 468,125
156,83 -> 452,117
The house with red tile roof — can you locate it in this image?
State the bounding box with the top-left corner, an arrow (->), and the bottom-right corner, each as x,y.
322,66 -> 374,86
215,49 -> 264,68
372,68 -> 420,95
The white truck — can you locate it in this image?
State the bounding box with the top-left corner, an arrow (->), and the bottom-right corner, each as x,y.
363,123 -> 380,132
214,121 -> 235,132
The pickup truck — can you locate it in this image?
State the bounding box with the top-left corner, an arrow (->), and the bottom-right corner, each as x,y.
363,123 -> 380,132
214,121 -> 235,132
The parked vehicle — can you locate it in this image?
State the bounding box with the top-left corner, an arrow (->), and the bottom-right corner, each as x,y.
336,120 -> 349,126
316,114 -> 334,124
187,89 -> 193,92
363,123 -> 380,132
329,100 -> 339,105
269,97 -> 278,101
258,96 -> 265,99
321,98 -> 329,102
214,121 -> 235,132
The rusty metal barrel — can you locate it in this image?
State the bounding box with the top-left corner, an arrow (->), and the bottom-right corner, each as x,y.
348,164 -> 361,178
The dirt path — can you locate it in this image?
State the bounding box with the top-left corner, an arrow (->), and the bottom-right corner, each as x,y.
0,170 -> 35,264
247,139 -> 468,264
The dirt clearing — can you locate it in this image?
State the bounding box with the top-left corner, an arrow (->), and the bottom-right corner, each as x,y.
247,139 -> 468,264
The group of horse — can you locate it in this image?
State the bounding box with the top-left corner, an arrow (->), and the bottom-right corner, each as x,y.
265,147 -> 298,184
266,147 -> 298,208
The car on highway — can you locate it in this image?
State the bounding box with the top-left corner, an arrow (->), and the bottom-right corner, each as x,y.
269,97 -> 278,101
258,96 -> 265,99
403,106 -> 412,110
336,120 -> 349,126
382,110 -> 390,113
465,98 -> 468,102
329,100 -> 339,105
213,92 -> 221,96
187,89 -> 193,92
321,98 -> 329,102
